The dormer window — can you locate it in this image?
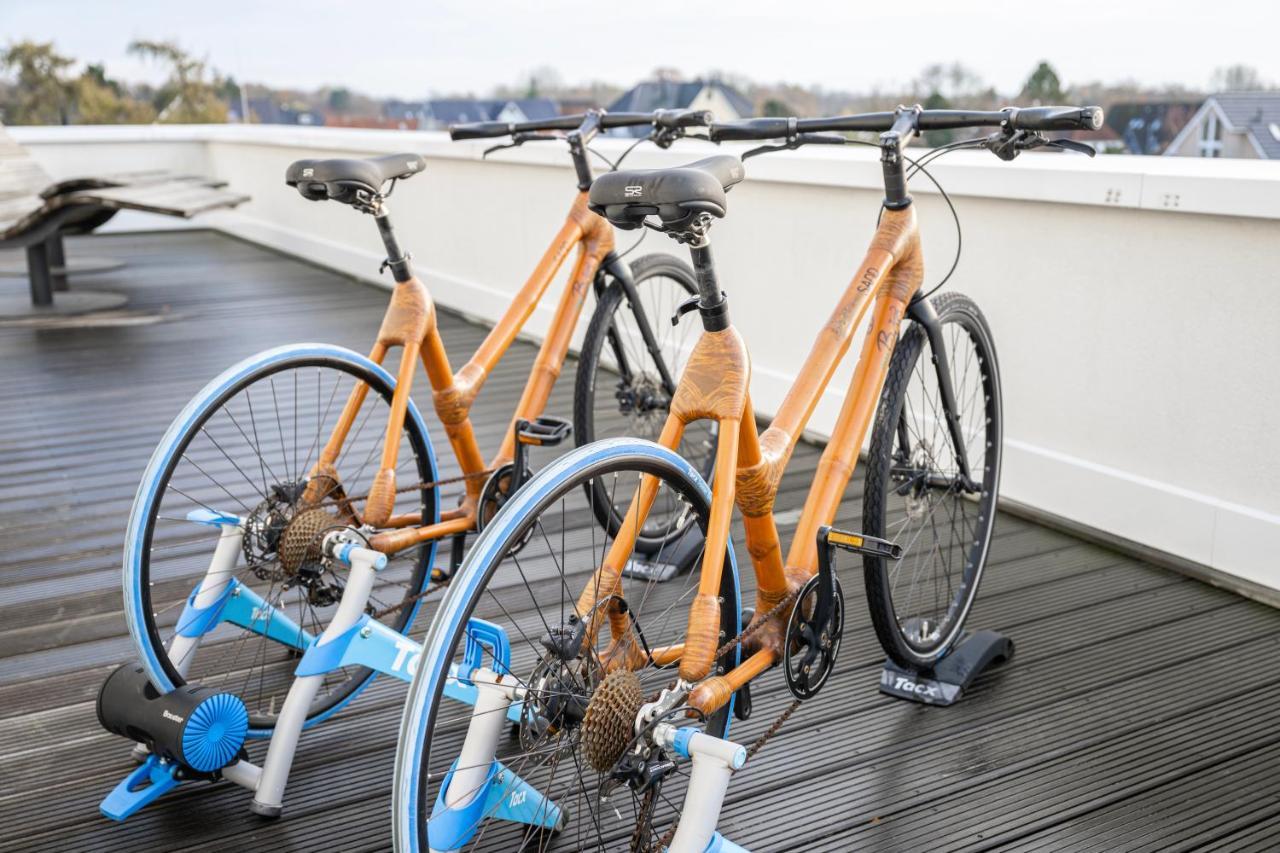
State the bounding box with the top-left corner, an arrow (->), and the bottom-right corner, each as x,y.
1198,110 -> 1223,157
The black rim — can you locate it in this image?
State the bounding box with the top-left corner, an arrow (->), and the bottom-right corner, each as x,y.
867,301 -> 1001,663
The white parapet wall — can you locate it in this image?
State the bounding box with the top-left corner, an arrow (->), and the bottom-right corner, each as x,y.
13,123 -> 1280,597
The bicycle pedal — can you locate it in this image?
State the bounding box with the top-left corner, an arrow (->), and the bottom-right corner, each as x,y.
515,416 -> 572,448
821,526 -> 902,560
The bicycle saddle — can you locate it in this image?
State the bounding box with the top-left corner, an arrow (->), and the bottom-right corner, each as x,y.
589,155 -> 744,231
285,153 -> 425,205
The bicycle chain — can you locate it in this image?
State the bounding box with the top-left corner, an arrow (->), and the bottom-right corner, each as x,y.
640,585 -> 805,851
310,467 -> 495,512
311,470 -> 491,619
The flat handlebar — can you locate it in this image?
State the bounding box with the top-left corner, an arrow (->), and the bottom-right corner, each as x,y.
450,108 -> 712,141
709,105 -> 1104,142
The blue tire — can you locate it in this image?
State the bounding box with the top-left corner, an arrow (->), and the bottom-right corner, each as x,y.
123,343 -> 439,737
393,438 -> 740,852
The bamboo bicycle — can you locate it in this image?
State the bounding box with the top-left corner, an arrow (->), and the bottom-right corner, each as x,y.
108,108 -> 713,818
391,104 -> 1104,851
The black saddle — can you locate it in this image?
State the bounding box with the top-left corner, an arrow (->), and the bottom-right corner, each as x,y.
286,153 -> 425,205
589,155 -> 744,231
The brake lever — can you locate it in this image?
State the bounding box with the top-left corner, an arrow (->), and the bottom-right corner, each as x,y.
1045,138 -> 1097,157
651,127 -> 684,150
743,131 -> 847,160
482,132 -> 559,158
982,128 -> 1037,161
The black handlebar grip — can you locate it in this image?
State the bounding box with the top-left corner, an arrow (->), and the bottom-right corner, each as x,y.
709,118 -> 793,142
1008,106 -> 1104,132
655,109 -> 713,129
449,121 -> 512,140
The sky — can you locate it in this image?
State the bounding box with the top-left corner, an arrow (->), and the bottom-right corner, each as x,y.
3,0 -> 1277,99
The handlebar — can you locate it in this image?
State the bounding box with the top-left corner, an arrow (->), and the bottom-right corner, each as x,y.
450,108 -> 712,141
709,105 -> 1103,142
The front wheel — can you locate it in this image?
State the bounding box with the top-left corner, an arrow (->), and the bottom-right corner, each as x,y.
393,439 -> 741,853
862,293 -> 1003,670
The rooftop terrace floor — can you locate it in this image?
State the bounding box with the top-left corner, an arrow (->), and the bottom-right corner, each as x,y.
2,231 -> 1278,852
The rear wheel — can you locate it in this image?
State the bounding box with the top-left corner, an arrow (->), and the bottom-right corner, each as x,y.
862,293 -> 1002,669
123,345 -> 439,735
574,254 -> 717,551
394,440 -> 740,852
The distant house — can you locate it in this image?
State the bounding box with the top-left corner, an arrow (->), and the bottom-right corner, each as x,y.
407,97 -> 561,130
1164,92 -> 1280,159
606,79 -> 754,136
243,97 -> 325,126
1104,102 -> 1197,155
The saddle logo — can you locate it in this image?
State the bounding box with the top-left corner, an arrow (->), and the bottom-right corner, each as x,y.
162,709 -> 185,724
893,675 -> 940,699
301,168 -> 314,178
624,185 -> 643,198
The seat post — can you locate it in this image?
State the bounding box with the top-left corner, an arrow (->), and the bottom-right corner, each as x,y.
373,204 -> 413,283
687,237 -> 729,332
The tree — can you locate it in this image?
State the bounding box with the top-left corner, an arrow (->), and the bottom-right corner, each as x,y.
0,40 -> 75,124
75,65 -> 155,124
327,87 -> 351,113
128,39 -> 228,123
521,66 -> 562,99
922,90 -> 954,145
1211,64 -> 1265,91
1021,61 -> 1065,105
761,98 -> 792,117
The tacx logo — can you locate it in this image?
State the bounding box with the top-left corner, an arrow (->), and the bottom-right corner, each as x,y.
392,639 -> 423,676
624,185 -> 643,198
893,676 -> 940,699
162,709 -> 185,724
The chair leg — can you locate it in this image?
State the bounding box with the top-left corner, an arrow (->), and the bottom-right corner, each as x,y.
26,242 -> 54,307
46,234 -> 69,292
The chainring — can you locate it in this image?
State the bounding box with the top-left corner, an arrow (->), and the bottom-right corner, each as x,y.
477,463 -> 534,554
784,574 -> 845,700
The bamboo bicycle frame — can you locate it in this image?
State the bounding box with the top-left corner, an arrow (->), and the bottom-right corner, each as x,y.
575,204 -> 925,716
301,192 -> 615,555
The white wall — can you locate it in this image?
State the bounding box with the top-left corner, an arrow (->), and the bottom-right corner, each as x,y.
14,124 -> 1280,594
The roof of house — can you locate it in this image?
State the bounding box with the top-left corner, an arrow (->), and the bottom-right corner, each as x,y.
606,79 -> 754,135
1210,92 -> 1280,158
421,97 -> 561,125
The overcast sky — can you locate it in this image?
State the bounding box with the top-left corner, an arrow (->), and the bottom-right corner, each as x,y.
4,0 -> 1276,99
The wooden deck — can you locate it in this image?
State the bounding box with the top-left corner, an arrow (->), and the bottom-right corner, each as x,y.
1,230 -> 1276,852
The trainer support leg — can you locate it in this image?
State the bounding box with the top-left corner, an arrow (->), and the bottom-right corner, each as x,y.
251,543 -> 387,816
653,724 -> 750,853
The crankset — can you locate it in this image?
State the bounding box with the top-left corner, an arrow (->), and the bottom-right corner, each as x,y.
784,560 -> 845,701
476,416 -> 572,553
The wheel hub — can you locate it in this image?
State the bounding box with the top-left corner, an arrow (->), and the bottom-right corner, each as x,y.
904,441 -> 936,519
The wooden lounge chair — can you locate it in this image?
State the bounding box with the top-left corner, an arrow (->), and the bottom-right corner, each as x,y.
0,123 -> 249,315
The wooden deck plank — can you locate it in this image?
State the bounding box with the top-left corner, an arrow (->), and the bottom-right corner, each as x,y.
0,230 -> 1271,852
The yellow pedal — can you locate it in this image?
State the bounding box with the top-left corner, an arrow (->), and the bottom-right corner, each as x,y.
821,526 -> 902,560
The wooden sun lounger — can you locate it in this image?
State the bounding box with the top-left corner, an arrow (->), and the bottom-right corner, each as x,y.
0,123 -> 249,311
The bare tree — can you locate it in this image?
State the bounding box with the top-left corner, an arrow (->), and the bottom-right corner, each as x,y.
1211,64 -> 1268,91
128,39 -> 228,123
